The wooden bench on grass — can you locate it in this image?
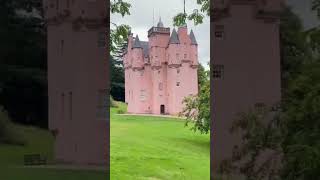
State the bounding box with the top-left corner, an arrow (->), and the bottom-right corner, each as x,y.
24,154 -> 47,166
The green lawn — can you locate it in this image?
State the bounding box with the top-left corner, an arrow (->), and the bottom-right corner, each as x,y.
0,102 -> 210,180
0,125 -> 107,180
110,102 -> 210,180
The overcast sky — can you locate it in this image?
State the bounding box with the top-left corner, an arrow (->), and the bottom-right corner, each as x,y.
287,0 -> 320,29
111,0 -> 210,68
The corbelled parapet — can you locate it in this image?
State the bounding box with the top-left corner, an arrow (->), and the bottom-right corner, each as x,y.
212,0 -> 284,22
43,0 -> 107,31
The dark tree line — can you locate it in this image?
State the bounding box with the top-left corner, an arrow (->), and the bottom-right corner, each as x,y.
0,0 -> 47,128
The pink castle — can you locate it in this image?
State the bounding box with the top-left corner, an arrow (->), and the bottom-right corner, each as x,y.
123,19 -> 199,115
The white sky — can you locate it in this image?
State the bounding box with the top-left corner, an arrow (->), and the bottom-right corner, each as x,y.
110,0 -> 210,69
287,0 -> 320,29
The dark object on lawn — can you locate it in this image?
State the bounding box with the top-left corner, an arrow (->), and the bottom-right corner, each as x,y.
24,154 -> 47,165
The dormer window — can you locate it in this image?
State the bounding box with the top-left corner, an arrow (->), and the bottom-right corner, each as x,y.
213,64 -> 224,79
159,83 -> 163,90
215,25 -> 225,40
97,89 -> 108,119
98,32 -> 105,48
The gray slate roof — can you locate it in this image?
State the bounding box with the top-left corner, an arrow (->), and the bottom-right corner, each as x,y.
140,41 -> 149,58
157,17 -> 164,27
169,28 -> 180,44
189,30 -> 198,45
132,35 -> 142,48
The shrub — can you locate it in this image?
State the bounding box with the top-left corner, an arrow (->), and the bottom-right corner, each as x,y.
0,107 -> 25,145
117,109 -> 125,114
110,95 -> 118,108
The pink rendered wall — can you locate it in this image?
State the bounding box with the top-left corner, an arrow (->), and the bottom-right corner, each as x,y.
212,1 -> 282,171
45,0 -> 108,165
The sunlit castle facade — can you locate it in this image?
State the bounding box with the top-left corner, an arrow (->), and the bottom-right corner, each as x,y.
123,19 -> 199,115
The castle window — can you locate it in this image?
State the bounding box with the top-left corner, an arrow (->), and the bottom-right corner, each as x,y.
176,82 -> 180,86
97,89 -> 108,119
176,53 -> 179,59
215,25 -> 225,40
69,92 -> 73,121
159,83 -> 163,90
255,103 -> 266,114
213,64 -> 224,79
140,90 -> 146,101
98,32 -> 105,48
158,70 -> 160,74
184,54 -> 187,59
177,69 -> 180,74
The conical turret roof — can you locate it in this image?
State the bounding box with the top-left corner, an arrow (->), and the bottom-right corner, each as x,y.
169,28 -> 180,44
132,35 -> 142,48
189,30 -> 197,45
157,17 -> 164,27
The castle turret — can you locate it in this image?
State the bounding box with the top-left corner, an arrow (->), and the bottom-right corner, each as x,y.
189,30 -> 198,66
132,35 -> 144,69
167,28 -> 181,65
211,0 -> 283,174
148,18 -> 170,66
44,0 -> 108,165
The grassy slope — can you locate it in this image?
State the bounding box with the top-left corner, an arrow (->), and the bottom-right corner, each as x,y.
110,102 -> 210,180
0,125 -> 106,180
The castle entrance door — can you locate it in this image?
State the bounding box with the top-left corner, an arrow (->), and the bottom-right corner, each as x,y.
160,105 -> 165,114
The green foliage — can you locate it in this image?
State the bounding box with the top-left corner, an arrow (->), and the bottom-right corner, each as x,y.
0,107 -> 25,146
0,0 -> 47,128
110,0 -> 131,17
280,59 -> 320,180
110,0 -> 131,54
312,0 -> 320,17
220,107 -> 282,180
110,24 -> 131,54
280,7 -> 311,91
181,64 -> 210,134
173,0 -> 209,26
110,95 -> 118,108
110,55 -> 125,101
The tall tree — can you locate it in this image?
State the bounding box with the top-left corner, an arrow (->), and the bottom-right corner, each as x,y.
0,0 -> 47,128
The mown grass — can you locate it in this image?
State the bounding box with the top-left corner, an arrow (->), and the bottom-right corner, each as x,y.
0,125 -> 107,180
110,102 -> 210,180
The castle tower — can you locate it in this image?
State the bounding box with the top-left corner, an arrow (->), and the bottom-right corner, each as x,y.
44,0 -> 108,165
211,0 -> 283,173
167,25 -> 199,115
148,18 -> 171,114
127,35 -> 148,113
